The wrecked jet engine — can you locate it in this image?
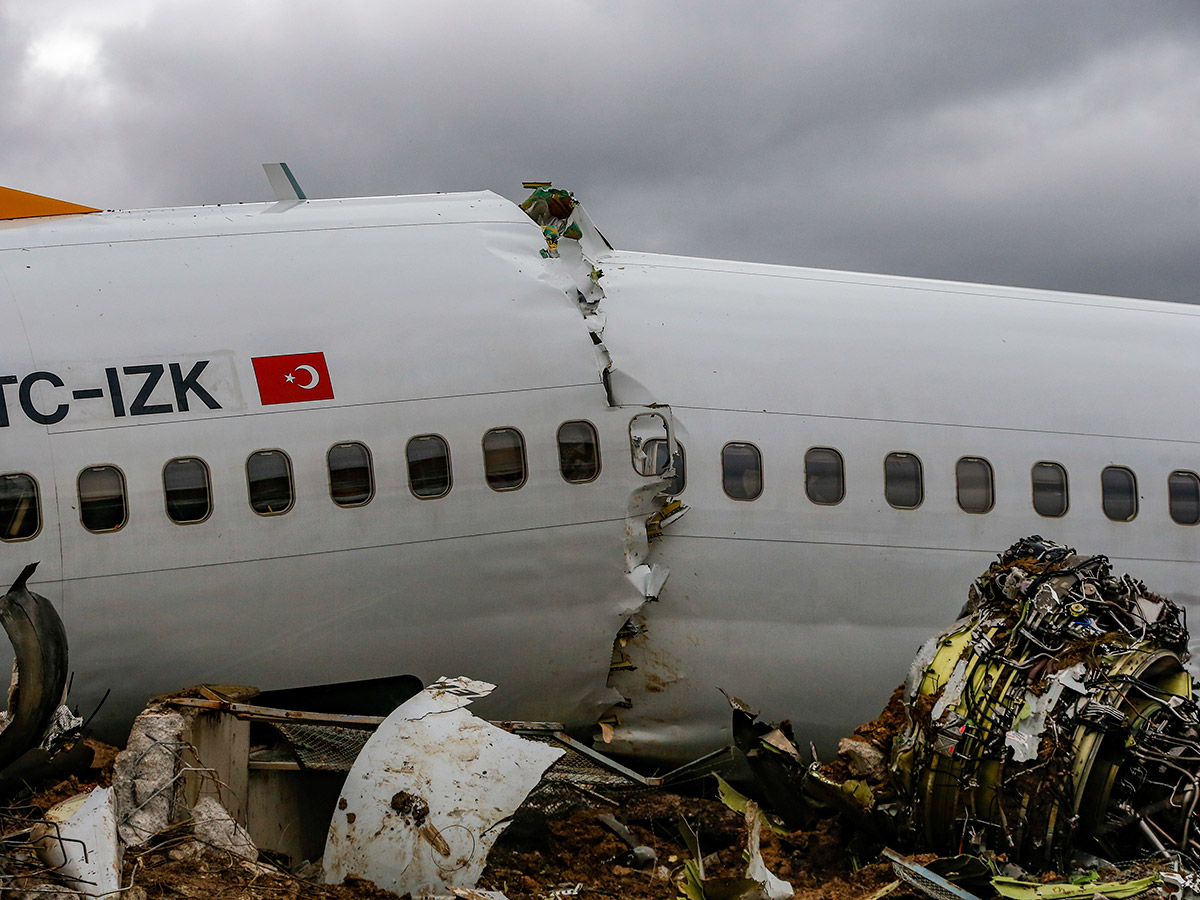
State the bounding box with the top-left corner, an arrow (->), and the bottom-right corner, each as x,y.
739,536 -> 1200,872
892,536 -> 1195,867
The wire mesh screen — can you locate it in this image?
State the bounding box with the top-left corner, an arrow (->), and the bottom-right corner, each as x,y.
517,734 -> 647,816
271,723 -> 372,772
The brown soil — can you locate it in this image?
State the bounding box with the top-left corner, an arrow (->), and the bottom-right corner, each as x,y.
29,738 -> 122,810
125,848 -> 405,900
851,686 -> 907,756
6,735 -> 919,900
818,684 -> 909,786
477,786 -> 919,900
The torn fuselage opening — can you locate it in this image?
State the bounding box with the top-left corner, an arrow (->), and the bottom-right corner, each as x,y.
520,185 -> 689,754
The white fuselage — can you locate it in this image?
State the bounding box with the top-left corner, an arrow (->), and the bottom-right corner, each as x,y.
1,190 -> 1197,765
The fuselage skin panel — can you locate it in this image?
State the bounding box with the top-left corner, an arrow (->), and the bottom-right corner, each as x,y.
1,190 -> 1196,762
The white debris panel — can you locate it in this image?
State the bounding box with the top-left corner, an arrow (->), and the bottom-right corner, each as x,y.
32,787 -> 121,898
323,676 -> 564,898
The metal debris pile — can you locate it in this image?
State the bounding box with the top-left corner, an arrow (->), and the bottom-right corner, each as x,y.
737,535 -> 1200,896
890,535 -> 1196,869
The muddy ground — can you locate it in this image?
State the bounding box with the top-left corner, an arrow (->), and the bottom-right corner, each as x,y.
478,786 -> 908,900
7,735 -> 1174,900
5,738 -> 926,900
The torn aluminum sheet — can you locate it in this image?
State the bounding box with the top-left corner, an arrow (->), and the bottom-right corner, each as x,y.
32,786 -> 121,898
743,801 -> 794,900
627,563 -> 669,603
991,874 -> 1162,900
323,676 -> 564,898
677,799 -> 794,900
1003,663 -> 1081,763
882,849 -> 982,900
0,563 -> 70,773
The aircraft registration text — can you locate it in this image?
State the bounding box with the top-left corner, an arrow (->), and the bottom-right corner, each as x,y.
0,361 -> 222,427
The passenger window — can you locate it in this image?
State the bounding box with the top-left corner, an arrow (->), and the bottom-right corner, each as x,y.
163,458 -> 212,524
956,457 -> 994,514
884,452 -> 923,509
483,428 -> 527,491
246,450 -> 294,516
558,421 -> 601,483
1101,466 -> 1137,522
407,435 -> 452,499
805,448 -> 844,505
723,442 -> 763,501
1169,470 -> 1200,525
79,465 -> 128,532
328,442 -> 374,507
643,439 -> 686,495
1032,461 -> 1068,517
1,473 -> 41,541
630,413 -> 669,474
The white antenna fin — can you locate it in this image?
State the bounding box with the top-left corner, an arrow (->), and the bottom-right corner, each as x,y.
262,163 -> 307,202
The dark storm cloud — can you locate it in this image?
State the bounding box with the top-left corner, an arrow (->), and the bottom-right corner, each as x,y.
2,1 -> 1199,300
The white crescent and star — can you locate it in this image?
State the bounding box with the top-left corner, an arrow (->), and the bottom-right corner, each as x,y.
285,365 -> 321,390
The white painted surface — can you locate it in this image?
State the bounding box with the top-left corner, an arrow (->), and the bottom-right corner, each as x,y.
323,677 -> 562,898
34,787 -> 121,897
2,187 -> 1200,765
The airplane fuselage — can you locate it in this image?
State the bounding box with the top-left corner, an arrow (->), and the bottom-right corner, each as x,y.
2,189 -> 1197,764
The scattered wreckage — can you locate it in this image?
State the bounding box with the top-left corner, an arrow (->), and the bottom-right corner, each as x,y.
736,536 -> 1200,898
3,536 -> 1200,899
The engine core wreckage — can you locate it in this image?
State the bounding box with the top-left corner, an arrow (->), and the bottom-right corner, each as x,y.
741,536 -> 1200,872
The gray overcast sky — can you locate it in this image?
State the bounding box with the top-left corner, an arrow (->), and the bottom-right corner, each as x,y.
2,1 -> 1199,302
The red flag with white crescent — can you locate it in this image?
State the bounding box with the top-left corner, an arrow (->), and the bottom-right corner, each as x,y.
251,352 -> 335,405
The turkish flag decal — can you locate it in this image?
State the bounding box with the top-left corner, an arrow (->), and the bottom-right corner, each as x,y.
252,352 -> 335,405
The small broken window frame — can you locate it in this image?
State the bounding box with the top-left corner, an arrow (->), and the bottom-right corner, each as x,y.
883,452 -> 923,510
0,472 -> 42,542
1169,470 -> 1200,526
1101,465 -> 1138,523
246,449 -> 295,517
163,457 -> 213,525
1032,461 -> 1069,518
407,434 -> 453,500
482,427 -> 528,492
557,420 -> 601,484
955,456 -> 994,514
629,413 -> 672,478
722,441 -> 763,501
804,447 -> 845,506
327,441 -> 375,508
643,438 -> 686,495
78,464 -> 129,533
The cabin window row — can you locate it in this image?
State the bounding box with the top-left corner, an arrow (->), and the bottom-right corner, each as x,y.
1,421 -> 602,537
648,442 -> 1200,525
802,450 -> 1192,524
828,452 -> 1163,522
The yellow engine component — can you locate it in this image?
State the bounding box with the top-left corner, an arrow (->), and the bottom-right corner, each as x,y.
890,536 -> 1195,869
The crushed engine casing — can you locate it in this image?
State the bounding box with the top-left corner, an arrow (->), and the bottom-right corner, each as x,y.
736,536 -> 1200,873
892,536 -> 1196,868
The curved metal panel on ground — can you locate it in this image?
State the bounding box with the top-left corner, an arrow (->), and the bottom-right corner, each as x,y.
0,563 -> 69,772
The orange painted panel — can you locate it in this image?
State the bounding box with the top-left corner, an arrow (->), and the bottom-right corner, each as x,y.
0,186 -> 100,220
